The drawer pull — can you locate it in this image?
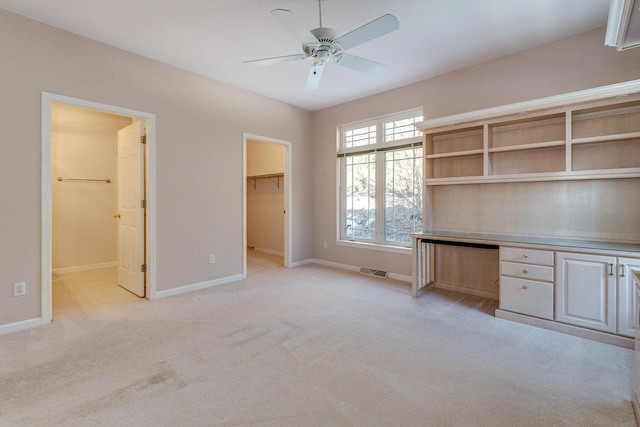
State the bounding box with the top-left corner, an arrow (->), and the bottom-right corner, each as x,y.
521,285 -> 528,290
522,254 -> 528,259
522,269 -> 528,274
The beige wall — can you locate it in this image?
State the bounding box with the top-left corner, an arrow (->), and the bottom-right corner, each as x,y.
247,140 -> 285,176
0,9 -> 313,326
311,27 -> 640,277
247,141 -> 285,254
52,104 -> 132,271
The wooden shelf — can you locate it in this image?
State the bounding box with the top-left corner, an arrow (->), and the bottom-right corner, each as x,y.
417,80 -> 640,186
571,131 -> 640,145
488,140 -> 565,153
426,149 -> 484,159
424,167 -> 640,186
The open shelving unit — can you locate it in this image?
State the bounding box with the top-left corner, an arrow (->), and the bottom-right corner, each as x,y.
417,80 -> 640,186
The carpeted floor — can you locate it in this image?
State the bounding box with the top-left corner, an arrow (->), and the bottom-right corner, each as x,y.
0,259 -> 635,426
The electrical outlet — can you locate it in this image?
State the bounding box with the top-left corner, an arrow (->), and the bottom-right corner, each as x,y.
322,240 -> 328,248
209,254 -> 216,264
13,282 -> 26,297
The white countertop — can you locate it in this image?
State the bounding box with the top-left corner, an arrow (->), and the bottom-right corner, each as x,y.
412,230 -> 640,254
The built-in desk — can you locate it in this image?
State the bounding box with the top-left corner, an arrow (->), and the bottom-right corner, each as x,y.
411,231 -> 640,348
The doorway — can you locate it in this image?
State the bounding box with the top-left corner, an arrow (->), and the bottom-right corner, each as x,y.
242,133 -> 292,277
42,93 -> 157,325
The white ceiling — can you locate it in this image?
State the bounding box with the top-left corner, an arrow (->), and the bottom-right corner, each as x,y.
0,0 -> 611,111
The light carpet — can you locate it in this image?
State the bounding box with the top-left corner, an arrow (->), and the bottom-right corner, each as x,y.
0,263 -> 635,426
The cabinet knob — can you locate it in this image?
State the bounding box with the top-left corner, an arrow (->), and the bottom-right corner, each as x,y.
522,285 -> 528,290
522,254 -> 528,259
522,269 -> 528,274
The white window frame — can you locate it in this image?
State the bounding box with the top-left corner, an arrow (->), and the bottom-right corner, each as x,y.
337,108 -> 423,250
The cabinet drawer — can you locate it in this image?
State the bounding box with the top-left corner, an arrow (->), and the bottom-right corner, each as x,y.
500,246 -> 554,266
501,261 -> 554,282
500,276 -> 554,320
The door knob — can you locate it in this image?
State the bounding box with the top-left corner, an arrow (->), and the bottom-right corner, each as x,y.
113,213 -> 121,219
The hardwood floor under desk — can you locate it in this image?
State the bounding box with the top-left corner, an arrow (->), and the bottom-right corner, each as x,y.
432,244 -> 499,300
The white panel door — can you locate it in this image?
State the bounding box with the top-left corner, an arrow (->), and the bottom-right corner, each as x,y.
555,252 -> 616,333
117,121 -> 145,297
618,257 -> 640,337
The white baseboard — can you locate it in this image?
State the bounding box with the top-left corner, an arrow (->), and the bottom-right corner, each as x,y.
289,258 -> 315,268
154,274 -> 244,299
312,258 -> 359,272
311,258 -> 411,283
253,248 -> 284,257
53,261 -> 117,275
0,317 -> 43,336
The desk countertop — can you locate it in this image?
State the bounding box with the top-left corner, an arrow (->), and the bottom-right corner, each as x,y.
412,230 -> 640,254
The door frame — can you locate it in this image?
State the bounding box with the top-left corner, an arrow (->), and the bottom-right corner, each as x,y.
242,133 -> 292,277
41,92 -> 157,324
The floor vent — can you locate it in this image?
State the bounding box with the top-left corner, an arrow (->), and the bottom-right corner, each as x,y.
359,267 -> 388,278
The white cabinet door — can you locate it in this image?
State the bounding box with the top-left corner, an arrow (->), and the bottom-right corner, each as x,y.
618,257 -> 640,337
556,252 -> 616,333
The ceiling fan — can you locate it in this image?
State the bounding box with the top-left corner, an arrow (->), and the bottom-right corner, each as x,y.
244,0 -> 399,91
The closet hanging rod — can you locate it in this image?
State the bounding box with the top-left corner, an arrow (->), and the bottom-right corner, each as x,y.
57,177 -> 111,183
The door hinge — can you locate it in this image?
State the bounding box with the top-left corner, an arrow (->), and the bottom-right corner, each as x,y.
141,264 -> 147,273
141,199 -> 147,209
140,135 -> 147,144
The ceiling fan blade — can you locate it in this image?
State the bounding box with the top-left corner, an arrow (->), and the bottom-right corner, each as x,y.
334,14 -> 399,51
334,53 -> 387,75
271,9 -> 319,47
304,62 -> 326,92
244,53 -> 309,67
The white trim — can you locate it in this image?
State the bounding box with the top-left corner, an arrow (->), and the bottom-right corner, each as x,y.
416,79 -> 640,130
42,92 -> 158,325
313,258 -> 360,272
52,261 -> 117,275
154,274 -> 244,299
311,258 -> 412,283
242,133 -> 293,277
335,239 -> 412,255
0,318 -> 43,336
289,258 -> 315,268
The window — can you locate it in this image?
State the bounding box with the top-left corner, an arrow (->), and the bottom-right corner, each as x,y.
339,109 -> 423,247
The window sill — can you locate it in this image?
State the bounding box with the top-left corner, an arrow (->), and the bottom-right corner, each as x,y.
335,240 -> 412,255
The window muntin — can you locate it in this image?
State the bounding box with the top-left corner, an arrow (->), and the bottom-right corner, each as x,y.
384,116 -> 423,142
344,124 -> 377,149
339,109 -> 423,246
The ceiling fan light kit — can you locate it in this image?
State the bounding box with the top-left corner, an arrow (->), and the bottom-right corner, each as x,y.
245,0 -> 399,91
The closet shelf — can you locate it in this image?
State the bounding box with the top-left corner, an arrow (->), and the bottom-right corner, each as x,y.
57,177 -> 111,183
247,173 -> 284,189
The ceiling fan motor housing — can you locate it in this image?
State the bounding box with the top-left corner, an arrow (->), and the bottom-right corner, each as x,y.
305,27 -> 340,65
